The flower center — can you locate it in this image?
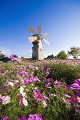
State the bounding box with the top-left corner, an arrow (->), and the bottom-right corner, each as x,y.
6,99 -> 8,102
35,95 -> 38,97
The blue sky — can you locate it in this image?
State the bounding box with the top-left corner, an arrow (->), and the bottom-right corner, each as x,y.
0,0 -> 80,58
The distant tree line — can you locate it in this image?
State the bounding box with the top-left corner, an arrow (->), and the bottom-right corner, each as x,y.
0,52 -> 18,62
47,46 -> 80,60
0,46 -> 80,62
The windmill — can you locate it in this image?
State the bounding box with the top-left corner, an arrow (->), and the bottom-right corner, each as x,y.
28,26 -> 50,60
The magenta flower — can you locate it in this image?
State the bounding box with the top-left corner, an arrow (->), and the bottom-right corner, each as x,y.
33,92 -> 43,102
3,116 -> 9,120
33,89 -> 41,93
77,91 -> 80,97
17,94 -> 21,98
18,114 -> 43,120
54,80 -> 61,87
19,97 -> 23,106
9,55 -> 22,62
29,65 -> 34,69
74,79 -> 80,85
70,79 -> 80,90
9,55 -> 14,60
1,116 -> 9,120
17,82 -> 20,86
17,58 -> 22,62
18,116 -> 28,120
28,113 -> 43,120
23,77 -> 30,85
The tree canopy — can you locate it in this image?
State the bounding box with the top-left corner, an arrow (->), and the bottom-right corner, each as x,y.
68,47 -> 80,59
47,54 -> 54,59
56,50 -> 68,59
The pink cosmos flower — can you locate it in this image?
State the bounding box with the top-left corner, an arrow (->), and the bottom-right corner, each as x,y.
33,89 -> 41,93
68,98 -> 77,103
33,92 -> 43,102
18,116 -> 28,120
23,77 -> 30,85
19,97 -> 23,106
1,116 -> 9,120
9,55 -> 14,60
70,79 -> 80,90
29,65 -> 34,69
28,113 -> 43,120
77,91 -> 80,97
9,55 -> 22,62
54,80 -> 61,87
17,82 -> 20,86
70,83 -> 80,90
17,94 -> 21,98
74,79 -> 80,85
3,116 -> 9,120
18,114 -> 43,120
17,58 -> 22,62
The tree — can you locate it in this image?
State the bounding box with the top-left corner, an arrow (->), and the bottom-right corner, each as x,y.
0,54 -> 4,60
0,51 -> 10,62
56,50 -> 68,59
12,54 -> 18,58
47,54 -> 54,59
68,47 -> 80,59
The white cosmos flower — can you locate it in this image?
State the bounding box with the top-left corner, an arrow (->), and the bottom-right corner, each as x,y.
41,100 -> 47,108
23,98 -> 28,106
35,67 -> 38,70
31,84 -> 34,86
19,86 -> 24,94
34,87 -> 38,90
8,82 -> 14,87
77,97 -> 80,103
21,92 -> 26,97
15,80 -> 19,83
2,96 -> 10,104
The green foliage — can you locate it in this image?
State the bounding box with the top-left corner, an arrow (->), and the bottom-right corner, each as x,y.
47,54 -> 54,59
56,50 -> 68,59
12,54 -> 18,58
68,46 -> 80,59
0,60 -> 80,120
0,52 -> 10,62
47,62 -> 80,84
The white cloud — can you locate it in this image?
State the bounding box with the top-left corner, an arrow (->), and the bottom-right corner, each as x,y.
23,51 -> 32,58
0,47 -> 11,56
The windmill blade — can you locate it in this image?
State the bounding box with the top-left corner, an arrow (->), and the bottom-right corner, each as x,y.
43,39 -> 50,45
28,37 -> 37,43
37,26 -> 41,33
42,32 -> 48,36
28,26 -> 37,34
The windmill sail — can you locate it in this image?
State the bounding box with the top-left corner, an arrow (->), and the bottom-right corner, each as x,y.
43,39 -> 50,45
37,26 -> 41,33
43,32 -> 48,36
28,26 -> 37,34
28,37 -> 37,43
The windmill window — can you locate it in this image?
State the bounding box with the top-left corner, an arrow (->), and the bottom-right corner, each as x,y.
40,48 -> 42,51
35,48 -> 36,51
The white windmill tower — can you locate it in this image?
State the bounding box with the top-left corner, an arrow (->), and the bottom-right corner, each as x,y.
28,26 -> 50,60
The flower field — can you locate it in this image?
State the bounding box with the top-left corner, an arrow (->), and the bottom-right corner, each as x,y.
0,59 -> 80,120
